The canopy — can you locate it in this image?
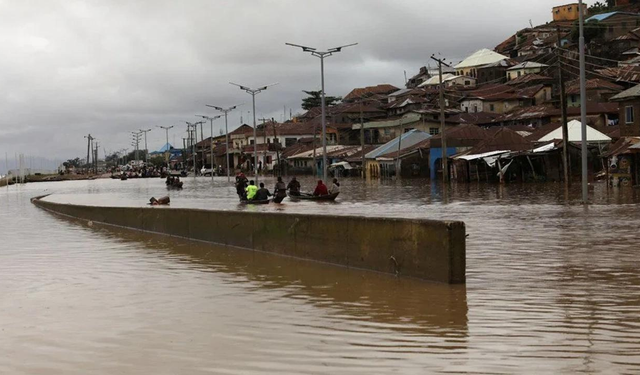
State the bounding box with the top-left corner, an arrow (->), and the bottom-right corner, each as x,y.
537,120 -> 611,143
330,161 -> 353,170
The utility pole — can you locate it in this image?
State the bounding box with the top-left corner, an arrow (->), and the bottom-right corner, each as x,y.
131,131 -> 142,165
396,116 -> 404,178
431,54 -> 450,183
230,82 -> 278,185
186,122 -> 199,176
94,141 -> 99,174
197,115 -> 223,181
557,27 -> 570,189
206,105 -> 239,182
286,42 -> 358,182
259,117 -> 269,175
273,121 -> 281,176
85,134 -> 92,174
139,128 -> 151,164
360,100 -> 365,179
578,0 -> 589,204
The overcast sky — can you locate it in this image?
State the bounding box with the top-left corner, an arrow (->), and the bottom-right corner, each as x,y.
0,0 -> 566,163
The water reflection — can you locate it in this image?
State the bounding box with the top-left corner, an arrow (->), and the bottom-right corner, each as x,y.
82,214 -> 469,338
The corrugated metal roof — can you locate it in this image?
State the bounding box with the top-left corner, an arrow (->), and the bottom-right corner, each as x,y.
353,113 -> 421,130
610,83 -> 640,101
418,73 -> 456,87
365,129 -> 432,159
507,61 -> 549,70
454,49 -> 508,69
586,11 -> 640,22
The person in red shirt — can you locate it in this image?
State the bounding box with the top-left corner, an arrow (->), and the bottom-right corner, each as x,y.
313,180 -> 329,196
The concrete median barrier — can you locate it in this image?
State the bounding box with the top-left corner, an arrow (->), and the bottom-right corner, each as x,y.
31,196 -> 466,283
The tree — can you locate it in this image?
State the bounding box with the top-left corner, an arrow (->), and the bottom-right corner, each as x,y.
63,158 -> 81,169
148,155 -> 165,168
588,1 -> 610,14
571,19 -> 606,44
301,90 -> 342,111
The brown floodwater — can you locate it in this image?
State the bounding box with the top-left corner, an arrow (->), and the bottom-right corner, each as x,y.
2,177 -> 640,374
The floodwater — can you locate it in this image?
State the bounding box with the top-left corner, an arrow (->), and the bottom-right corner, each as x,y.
2,177 -> 640,374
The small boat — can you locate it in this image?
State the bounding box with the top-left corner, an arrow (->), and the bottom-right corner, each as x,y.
239,198 -> 270,205
120,176 -> 128,181
289,192 -> 339,201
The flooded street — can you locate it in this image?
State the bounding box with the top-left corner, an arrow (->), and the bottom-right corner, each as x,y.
2,177 -> 640,374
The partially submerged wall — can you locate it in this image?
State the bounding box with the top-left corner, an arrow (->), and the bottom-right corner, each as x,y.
31,196 -> 466,284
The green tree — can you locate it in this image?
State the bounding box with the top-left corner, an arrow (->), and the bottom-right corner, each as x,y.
63,157 -> 81,169
571,19 -> 606,44
588,1 -> 610,14
301,90 -> 342,111
148,155 -> 165,168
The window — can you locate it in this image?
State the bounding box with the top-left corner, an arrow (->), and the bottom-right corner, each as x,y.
626,106 -> 635,124
490,104 -> 495,112
571,95 -> 577,103
429,128 -> 440,135
384,129 -> 391,135
285,138 -> 296,147
465,80 -> 471,86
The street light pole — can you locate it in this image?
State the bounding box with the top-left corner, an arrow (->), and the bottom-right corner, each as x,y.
229,83 -> 278,185
578,0 -> 588,204
207,105 -> 240,182
139,128 -> 151,164
158,125 -> 174,165
286,42 -> 357,182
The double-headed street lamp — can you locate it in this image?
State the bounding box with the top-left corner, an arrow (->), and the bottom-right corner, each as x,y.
197,114 -> 223,181
286,42 -> 357,182
229,82 -> 278,184
157,125 -> 174,164
139,128 -> 151,164
206,104 -> 240,182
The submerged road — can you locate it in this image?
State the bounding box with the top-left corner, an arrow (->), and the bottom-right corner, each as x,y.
2,177 -> 640,374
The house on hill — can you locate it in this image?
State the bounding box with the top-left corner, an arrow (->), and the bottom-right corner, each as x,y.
454,49 -> 508,79
586,11 -> 640,40
552,3 -> 587,22
343,84 -> 399,103
506,62 -> 549,80
611,83 -> 640,136
565,78 -> 624,107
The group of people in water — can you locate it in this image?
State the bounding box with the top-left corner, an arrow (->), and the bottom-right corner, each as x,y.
235,173 -> 340,202
165,175 -> 182,186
